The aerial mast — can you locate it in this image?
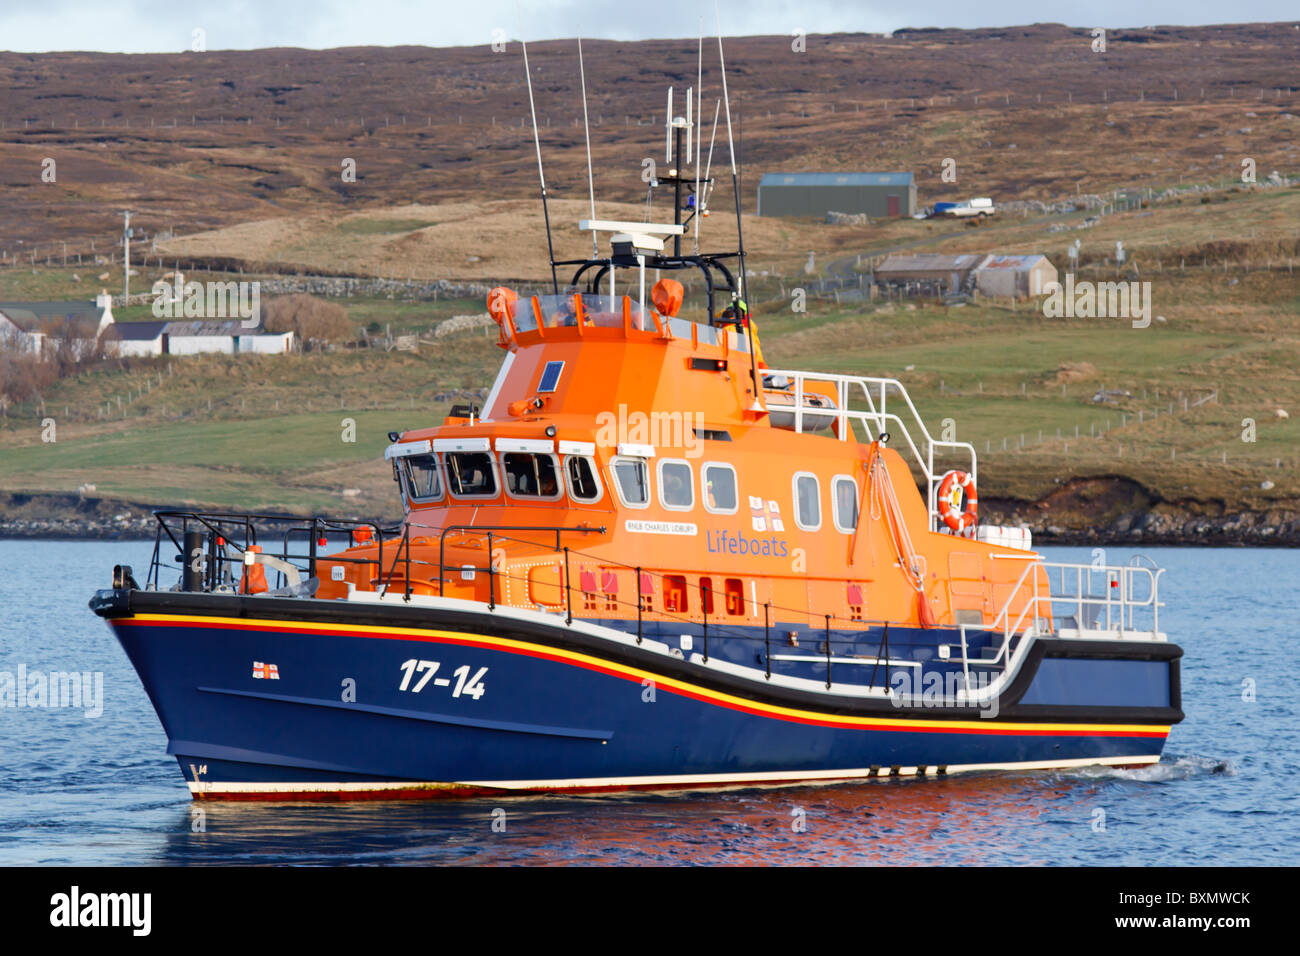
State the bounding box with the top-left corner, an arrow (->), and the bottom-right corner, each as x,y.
520,33 -> 559,294
714,5 -> 761,409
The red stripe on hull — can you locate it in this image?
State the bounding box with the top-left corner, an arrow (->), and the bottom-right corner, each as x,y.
126,616 -> 1170,739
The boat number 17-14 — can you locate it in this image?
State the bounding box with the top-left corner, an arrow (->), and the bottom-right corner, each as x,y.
398,659 -> 487,699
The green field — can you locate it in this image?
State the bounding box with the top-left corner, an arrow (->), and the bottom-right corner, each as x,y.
3,188 -> 1297,516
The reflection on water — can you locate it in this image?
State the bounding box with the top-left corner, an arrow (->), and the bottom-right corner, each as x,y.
161,760 -> 1231,867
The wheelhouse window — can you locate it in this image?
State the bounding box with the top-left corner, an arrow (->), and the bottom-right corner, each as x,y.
832,475 -> 859,533
403,453 -> 443,501
611,457 -> 650,508
701,463 -> 738,514
793,472 -> 821,531
503,452 -> 562,499
565,455 -> 603,503
445,451 -> 497,497
658,460 -> 694,511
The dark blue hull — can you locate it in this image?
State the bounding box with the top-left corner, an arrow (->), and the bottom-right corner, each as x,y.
92,590 -> 1181,800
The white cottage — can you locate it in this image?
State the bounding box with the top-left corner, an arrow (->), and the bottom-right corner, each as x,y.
0,293 -> 115,358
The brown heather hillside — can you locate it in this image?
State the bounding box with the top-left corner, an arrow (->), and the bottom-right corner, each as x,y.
1,22 -> 1298,262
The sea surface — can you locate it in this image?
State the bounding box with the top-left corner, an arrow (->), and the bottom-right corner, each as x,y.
0,539 -> 1295,866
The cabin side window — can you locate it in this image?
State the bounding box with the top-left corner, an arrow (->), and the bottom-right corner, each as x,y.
403,453 -> 444,502
502,452 -> 562,499
611,456 -> 651,508
832,475 -> 859,533
701,463 -> 738,514
793,472 -> 821,531
565,455 -> 603,503
658,459 -> 694,511
445,451 -> 498,498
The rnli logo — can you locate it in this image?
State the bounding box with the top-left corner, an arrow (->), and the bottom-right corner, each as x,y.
748,496 -> 784,533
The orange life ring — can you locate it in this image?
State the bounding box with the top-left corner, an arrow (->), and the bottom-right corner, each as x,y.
936,470 -> 978,531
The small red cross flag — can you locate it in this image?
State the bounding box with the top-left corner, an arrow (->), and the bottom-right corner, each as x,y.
252,661 -> 280,680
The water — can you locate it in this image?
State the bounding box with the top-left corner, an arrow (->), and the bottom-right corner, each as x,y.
0,539 -> 1295,865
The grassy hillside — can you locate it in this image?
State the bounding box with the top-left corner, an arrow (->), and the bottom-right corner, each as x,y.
2,66 -> 1296,519
1,250 -> 1295,519
0,339 -> 501,517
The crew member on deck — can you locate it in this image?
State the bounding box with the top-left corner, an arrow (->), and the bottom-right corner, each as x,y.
721,298 -> 767,369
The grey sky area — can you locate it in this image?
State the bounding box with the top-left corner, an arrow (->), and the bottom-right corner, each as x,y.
0,1 -> 1295,53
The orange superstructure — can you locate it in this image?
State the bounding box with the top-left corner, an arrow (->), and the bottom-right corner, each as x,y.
316,285 -> 1046,637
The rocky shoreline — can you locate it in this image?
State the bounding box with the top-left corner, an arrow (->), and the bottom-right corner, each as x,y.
980,475 -> 1299,547
1,479 -> 1296,546
0,491 -> 390,542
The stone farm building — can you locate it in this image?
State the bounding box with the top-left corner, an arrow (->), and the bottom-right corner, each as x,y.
874,254 -> 988,294
972,254 -> 1058,298
874,252 -> 1059,298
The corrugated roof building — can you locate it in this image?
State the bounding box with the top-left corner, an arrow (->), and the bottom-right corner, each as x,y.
757,171 -> 916,219
973,254 -> 1058,298
874,253 -> 988,292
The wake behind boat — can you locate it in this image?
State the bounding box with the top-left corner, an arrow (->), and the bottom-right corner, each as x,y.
89,33 -> 1182,801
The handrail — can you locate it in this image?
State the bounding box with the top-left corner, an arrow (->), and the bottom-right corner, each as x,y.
436,524 -> 607,598
959,558 -> 1165,674
763,368 -> 978,531
147,510 -> 396,594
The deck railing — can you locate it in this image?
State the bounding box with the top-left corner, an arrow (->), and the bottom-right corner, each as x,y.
953,557 -> 1165,696
138,512 -> 1164,701
145,510 -> 400,593
762,368 -> 978,531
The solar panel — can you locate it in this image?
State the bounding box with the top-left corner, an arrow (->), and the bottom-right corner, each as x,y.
538,360 -> 564,393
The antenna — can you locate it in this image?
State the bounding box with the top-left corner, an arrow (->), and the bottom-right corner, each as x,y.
703,99 -> 720,195
714,3 -> 760,409
520,30 -> 559,293
696,26 -> 703,170
694,26 -> 703,252
578,37 -> 598,257
715,7 -> 738,182
685,87 -> 693,167
714,7 -> 746,289
714,8 -> 746,290
665,87 -> 673,164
